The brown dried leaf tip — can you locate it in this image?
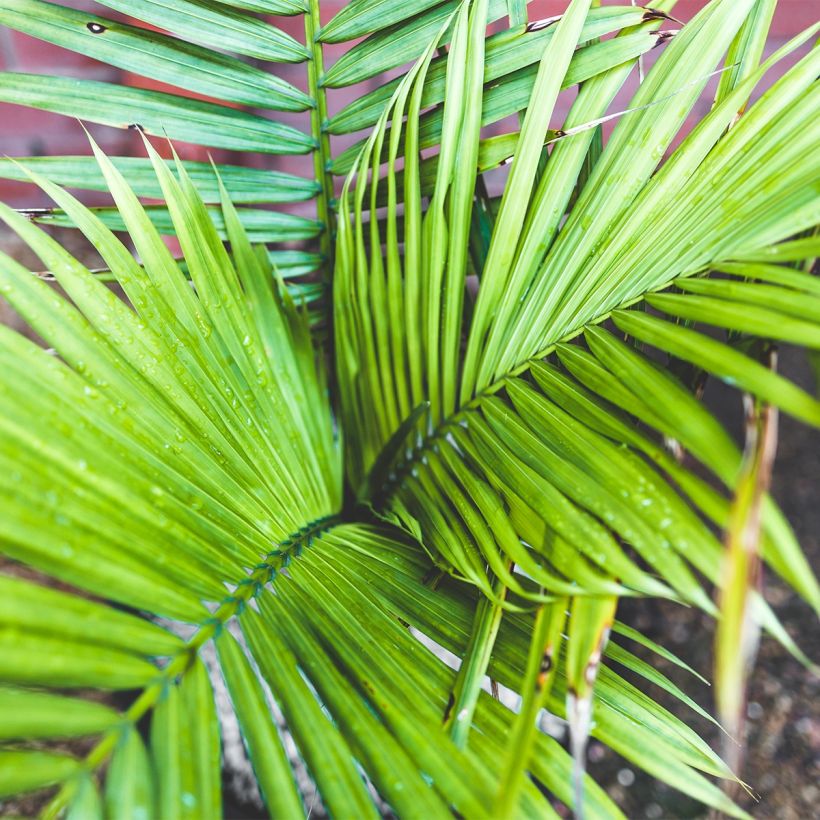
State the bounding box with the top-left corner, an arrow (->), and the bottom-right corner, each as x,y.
642,7 -> 683,25
536,650 -> 554,689
526,15 -> 561,33
655,30 -> 680,47
19,208 -> 52,221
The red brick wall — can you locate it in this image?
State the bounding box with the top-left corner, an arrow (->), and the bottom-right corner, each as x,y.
0,1 -> 814,207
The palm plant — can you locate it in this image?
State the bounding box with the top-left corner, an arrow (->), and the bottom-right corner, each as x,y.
0,0 -> 818,816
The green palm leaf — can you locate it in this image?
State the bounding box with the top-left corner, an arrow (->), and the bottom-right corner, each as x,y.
332,0 -> 818,813
0,0 -> 312,109
0,0 -> 817,817
0,156 -> 319,204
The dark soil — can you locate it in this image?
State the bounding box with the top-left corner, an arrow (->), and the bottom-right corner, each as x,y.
585,348 -> 820,819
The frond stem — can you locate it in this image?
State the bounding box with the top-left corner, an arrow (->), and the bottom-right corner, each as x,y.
443,574 -> 508,748
376,291 -> 649,508
305,2 -> 336,276
40,513 -> 344,819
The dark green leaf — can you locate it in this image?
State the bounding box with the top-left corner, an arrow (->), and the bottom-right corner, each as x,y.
0,73 -> 314,154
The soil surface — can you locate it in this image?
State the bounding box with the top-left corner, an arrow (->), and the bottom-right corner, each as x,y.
584,348 -> 820,820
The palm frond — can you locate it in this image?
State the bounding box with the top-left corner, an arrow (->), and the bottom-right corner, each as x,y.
0,0 -> 818,816
0,0 -> 335,318
0,156 -> 319,204
333,0 -> 818,811
0,143 -> 629,818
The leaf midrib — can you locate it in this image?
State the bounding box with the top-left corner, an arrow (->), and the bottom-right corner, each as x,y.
40,512 -> 345,818
378,289 -> 653,508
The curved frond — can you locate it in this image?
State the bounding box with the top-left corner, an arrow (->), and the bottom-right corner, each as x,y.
332,0 -> 819,812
